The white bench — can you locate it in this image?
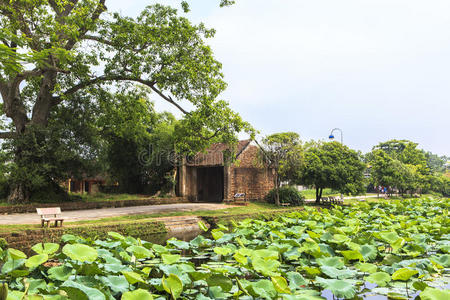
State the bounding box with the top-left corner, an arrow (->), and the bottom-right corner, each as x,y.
36,207 -> 65,227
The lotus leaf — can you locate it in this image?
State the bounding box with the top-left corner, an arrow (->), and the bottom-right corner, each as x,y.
61,280 -> 106,300
122,271 -> 145,284
162,274 -> 183,299
365,271 -> 391,287
126,245 -> 153,259
8,249 -> 26,260
121,289 -> 153,300
206,274 -> 232,292
317,256 -> 345,268
271,276 -> 291,294
420,287 -> 450,300
25,254 -> 48,269
315,277 -> 356,299
48,265 -> 73,281
391,268 -> 418,281
62,244 -> 98,262
161,254 -> 181,265
355,262 -> 377,274
31,243 -> 59,255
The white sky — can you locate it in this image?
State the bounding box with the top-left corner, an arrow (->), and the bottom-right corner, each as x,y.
107,0 -> 450,156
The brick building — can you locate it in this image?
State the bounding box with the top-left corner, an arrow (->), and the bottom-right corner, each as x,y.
177,140 -> 275,202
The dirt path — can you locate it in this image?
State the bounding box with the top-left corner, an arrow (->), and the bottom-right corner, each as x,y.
0,203 -> 233,225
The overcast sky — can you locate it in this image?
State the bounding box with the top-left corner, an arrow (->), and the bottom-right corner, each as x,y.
107,0 -> 450,156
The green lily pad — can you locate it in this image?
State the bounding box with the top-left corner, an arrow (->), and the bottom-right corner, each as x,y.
315,277 -> 357,299
162,274 -> 183,300
121,289 -> 153,300
356,263 -> 377,274
391,268 -> 418,281
31,243 -> 59,255
420,287 -> 450,300
365,272 -> 391,287
161,254 -> 181,265
317,256 -> 345,269
62,244 -> 98,263
61,280 -> 106,300
271,276 -> 291,294
8,248 -> 27,260
122,271 -> 145,284
25,254 -> 48,269
206,274 -> 232,292
126,245 -> 153,259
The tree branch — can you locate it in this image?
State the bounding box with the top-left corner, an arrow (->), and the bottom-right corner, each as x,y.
65,0 -> 106,50
54,74 -> 188,114
48,0 -> 78,18
84,34 -> 150,52
84,34 -> 115,46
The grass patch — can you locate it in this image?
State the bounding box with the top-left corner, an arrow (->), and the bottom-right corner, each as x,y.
74,192 -> 152,202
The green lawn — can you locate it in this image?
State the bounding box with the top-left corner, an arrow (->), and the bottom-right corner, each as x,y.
0,193 -> 159,206
74,192 -> 154,202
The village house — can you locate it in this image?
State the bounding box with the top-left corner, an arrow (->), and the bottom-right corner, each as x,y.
177,140 -> 275,202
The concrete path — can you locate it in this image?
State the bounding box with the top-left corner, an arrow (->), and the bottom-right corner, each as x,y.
0,195 -> 380,226
0,203 -> 234,225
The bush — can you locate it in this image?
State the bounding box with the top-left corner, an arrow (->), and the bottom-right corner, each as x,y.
265,186 -> 305,206
0,178 -> 9,201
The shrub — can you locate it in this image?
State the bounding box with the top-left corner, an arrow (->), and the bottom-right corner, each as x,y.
0,178 -> 9,201
265,185 -> 305,206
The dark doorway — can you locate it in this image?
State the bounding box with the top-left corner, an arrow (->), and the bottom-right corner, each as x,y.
196,167 -> 224,202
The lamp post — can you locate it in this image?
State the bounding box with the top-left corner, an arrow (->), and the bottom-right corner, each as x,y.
329,128 -> 343,144
329,128 -> 344,201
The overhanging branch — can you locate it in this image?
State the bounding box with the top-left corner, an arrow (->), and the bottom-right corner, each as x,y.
54,74 -> 188,114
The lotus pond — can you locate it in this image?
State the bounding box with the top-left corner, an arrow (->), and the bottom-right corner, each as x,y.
0,197 -> 449,299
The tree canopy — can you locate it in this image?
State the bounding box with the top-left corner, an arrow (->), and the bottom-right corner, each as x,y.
368,139 -> 449,196
259,132 -> 303,205
301,141 -> 366,203
0,0 -> 252,203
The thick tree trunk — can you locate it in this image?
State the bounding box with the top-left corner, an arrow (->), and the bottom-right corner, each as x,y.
274,173 -> 280,206
1,69 -> 58,204
7,183 -> 29,204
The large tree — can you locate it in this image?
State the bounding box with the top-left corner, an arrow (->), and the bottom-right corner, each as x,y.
301,141 -> 366,203
0,0 -> 251,203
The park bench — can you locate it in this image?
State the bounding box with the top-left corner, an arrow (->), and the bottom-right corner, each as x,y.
320,196 -> 330,205
36,207 -> 65,227
327,196 -> 344,205
233,193 -> 248,206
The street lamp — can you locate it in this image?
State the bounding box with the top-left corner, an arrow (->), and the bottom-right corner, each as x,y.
329,128 -> 344,201
329,128 -> 343,144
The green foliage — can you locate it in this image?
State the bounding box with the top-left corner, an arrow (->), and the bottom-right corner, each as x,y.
301,141 -> 366,202
0,197 -> 448,299
0,1 -> 252,203
260,132 -> 303,205
265,185 -> 305,205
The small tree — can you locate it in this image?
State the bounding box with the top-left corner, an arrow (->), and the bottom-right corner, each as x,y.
301,141 -> 365,203
259,132 -> 303,206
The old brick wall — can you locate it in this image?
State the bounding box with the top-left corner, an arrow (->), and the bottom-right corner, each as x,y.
225,145 -> 275,200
